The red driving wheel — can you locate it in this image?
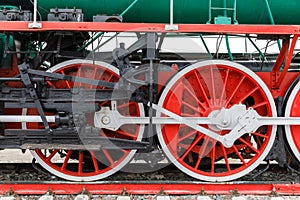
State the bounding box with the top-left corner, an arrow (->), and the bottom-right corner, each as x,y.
26,59 -> 144,181
156,60 -> 276,182
285,81 -> 300,163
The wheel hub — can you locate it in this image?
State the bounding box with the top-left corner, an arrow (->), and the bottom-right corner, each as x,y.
208,105 -> 247,131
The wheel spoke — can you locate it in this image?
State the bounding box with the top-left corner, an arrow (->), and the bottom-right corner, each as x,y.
183,85 -> 207,111
182,101 -> 205,115
238,137 -> 260,154
195,136 -> 210,169
102,149 -> 115,166
210,141 -> 216,174
90,151 -> 99,171
220,144 -> 231,172
61,150 -> 72,170
181,113 -> 199,117
77,66 -> 82,88
210,67 -> 216,105
251,101 -> 268,109
180,134 -> 204,160
46,149 -> 58,162
225,75 -> 245,106
91,68 -> 98,89
121,149 -> 129,154
115,129 -> 136,139
106,73 -> 114,82
46,80 -> 55,87
219,68 -> 230,106
178,130 -> 198,142
238,86 -> 259,103
251,131 -> 268,139
78,151 -> 83,175
60,70 -> 71,89
193,71 -> 210,106
232,145 -> 247,165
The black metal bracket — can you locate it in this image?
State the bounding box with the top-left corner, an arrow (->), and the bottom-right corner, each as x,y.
266,97 -> 287,167
18,63 -> 51,133
112,34 -> 149,74
112,33 -> 159,88
0,8 -> 32,21
111,32 -> 159,104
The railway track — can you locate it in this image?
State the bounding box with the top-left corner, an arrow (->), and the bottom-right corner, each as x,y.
1,162 -> 300,197
0,163 -> 299,183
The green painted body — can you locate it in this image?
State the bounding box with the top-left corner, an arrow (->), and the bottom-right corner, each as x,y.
35,0 -> 300,24
2,0 -> 299,65
0,35 -> 13,68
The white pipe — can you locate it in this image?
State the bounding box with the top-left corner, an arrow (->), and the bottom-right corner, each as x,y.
28,0 -> 42,28
33,0 -> 37,23
165,0 -> 178,30
170,0 -> 174,26
0,116 -> 55,123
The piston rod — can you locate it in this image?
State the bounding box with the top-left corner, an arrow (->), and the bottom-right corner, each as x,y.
0,115 -> 55,123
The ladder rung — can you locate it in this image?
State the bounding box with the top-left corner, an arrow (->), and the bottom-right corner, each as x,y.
210,7 -> 235,11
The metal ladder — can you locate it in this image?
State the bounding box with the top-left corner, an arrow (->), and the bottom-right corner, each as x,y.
207,0 -> 238,24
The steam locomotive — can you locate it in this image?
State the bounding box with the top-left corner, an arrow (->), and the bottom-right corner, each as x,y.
0,0 -> 300,182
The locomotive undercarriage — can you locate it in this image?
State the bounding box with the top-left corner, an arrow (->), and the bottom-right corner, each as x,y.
1,29 -> 300,182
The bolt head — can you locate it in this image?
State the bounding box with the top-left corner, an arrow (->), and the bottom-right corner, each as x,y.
101,115 -> 110,125
222,120 -> 228,125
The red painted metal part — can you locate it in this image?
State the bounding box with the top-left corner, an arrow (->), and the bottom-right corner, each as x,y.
256,72 -> 299,98
271,39 -> 290,76
0,183 -> 300,195
275,34 -> 299,88
271,35 -> 300,89
0,21 -> 300,34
